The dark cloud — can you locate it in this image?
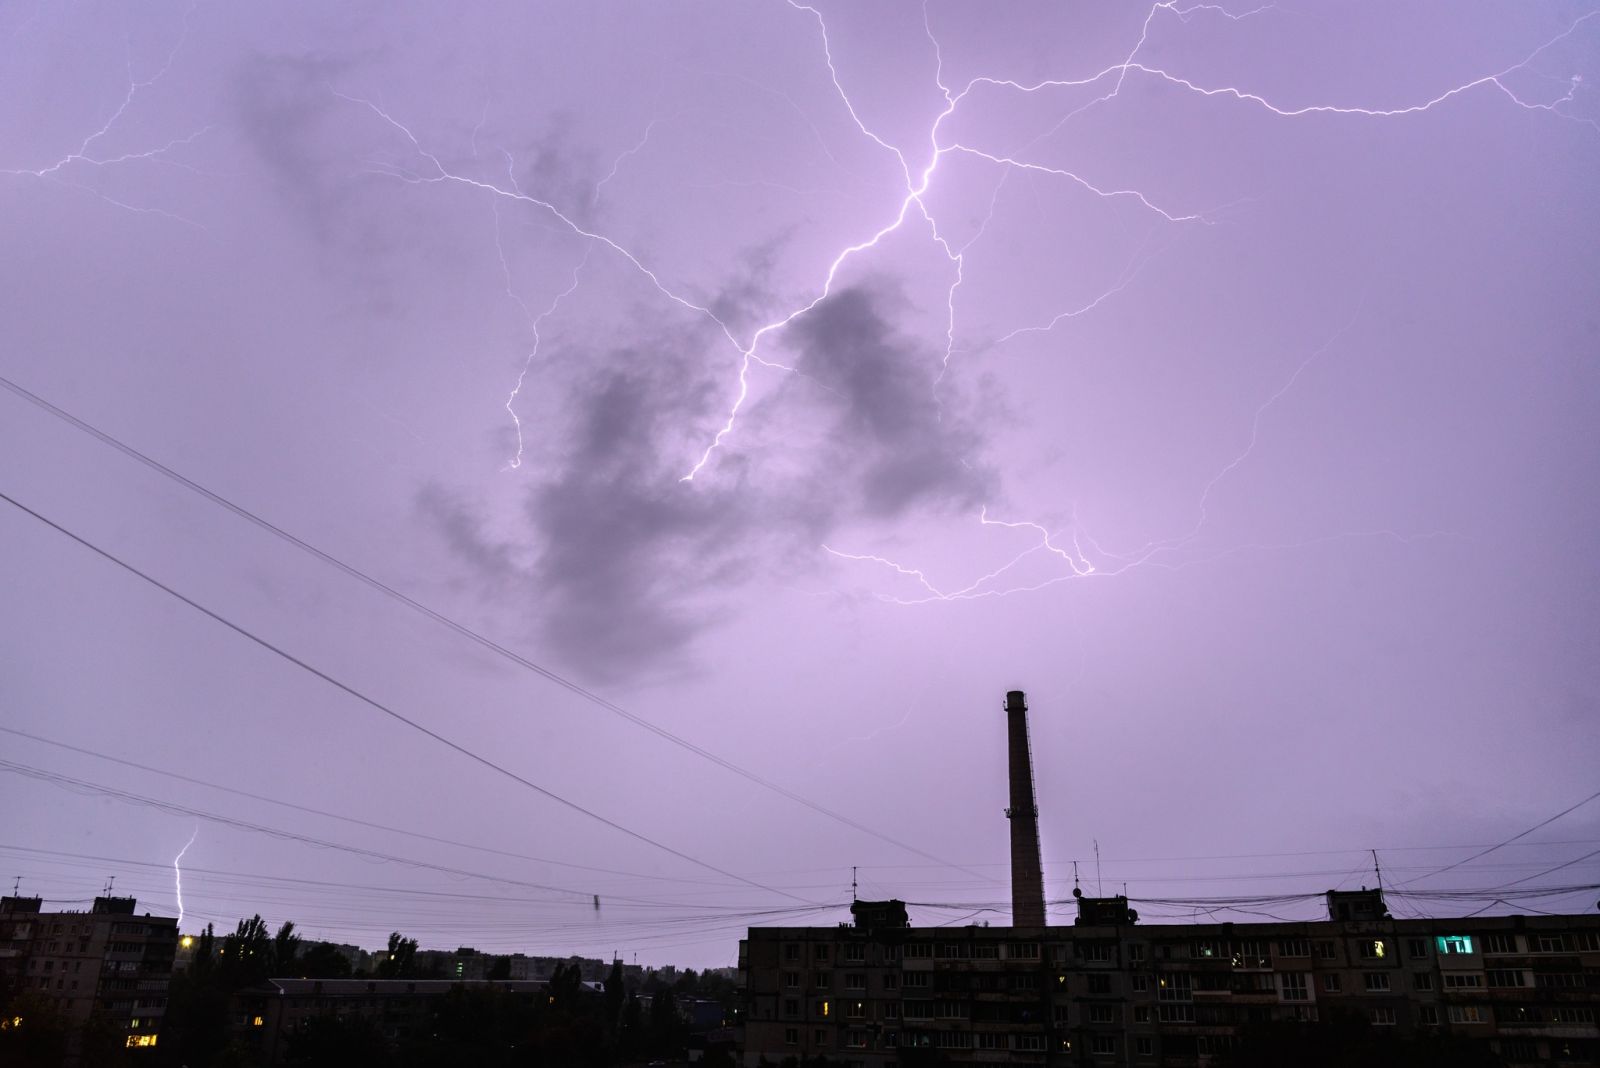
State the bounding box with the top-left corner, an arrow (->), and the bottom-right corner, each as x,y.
422,283 -> 993,682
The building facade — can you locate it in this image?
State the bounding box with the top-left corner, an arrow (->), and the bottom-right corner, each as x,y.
740,892 -> 1600,1066
1,894 -> 179,1056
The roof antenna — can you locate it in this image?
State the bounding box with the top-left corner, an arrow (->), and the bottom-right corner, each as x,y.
851,866 -> 858,903
1094,840 -> 1103,897
1072,860 -> 1080,894
11,876 -> 19,895
102,876 -> 115,895
1371,849 -> 1384,892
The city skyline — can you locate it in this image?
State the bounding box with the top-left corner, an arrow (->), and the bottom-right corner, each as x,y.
3,0 -> 1598,971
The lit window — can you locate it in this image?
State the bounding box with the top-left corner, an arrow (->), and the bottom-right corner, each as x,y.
1435,935 -> 1473,955
253,1015 -> 264,1027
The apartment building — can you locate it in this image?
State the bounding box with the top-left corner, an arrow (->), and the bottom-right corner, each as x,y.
740,891 -> 1600,1066
0,894 -> 179,1055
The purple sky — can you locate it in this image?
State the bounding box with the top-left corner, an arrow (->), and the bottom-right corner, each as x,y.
3,1 -> 1598,968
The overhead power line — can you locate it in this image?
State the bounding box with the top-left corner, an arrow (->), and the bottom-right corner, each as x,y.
0,757 -> 678,906
1396,785 -> 1600,888
0,373 -> 973,877
0,724 -> 734,890
0,487 -> 807,905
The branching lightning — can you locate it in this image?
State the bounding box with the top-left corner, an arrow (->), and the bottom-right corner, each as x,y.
332,0 -> 1586,594
2,8 -> 209,227
173,825 -> 197,926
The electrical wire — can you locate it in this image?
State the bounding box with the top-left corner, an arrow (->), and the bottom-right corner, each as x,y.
0,373 -> 975,878
0,486 -> 809,905
0,724 -> 740,890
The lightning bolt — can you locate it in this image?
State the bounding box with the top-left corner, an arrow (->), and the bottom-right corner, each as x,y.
2,6 -> 210,227
336,0 -> 1582,588
173,825 -> 198,926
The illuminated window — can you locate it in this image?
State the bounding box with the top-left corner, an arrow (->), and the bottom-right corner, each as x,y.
253,1015 -> 264,1027
1359,939 -> 1386,959
819,999 -> 829,1017
1448,1005 -> 1485,1024
1435,935 -> 1473,955
124,1034 -> 158,1048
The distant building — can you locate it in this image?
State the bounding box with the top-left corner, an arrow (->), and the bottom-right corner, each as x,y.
0,895 -> 179,1059
739,891 -> 1600,1066
233,977 -> 555,1064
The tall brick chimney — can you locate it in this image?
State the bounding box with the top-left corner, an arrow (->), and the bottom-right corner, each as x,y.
1004,689 -> 1046,927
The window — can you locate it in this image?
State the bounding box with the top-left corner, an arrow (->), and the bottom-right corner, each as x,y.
1088,1005 -> 1117,1024
1534,934 -> 1566,953
1435,935 -> 1474,955
1577,932 -> 1600,952
817,999 -> 830,1018
883,1003 -> 899,1020
883,944 -> 901,962
934,1000 -> 966,1020
1370,1007 -> 1395,1026
1405,937 -> 1427,957
846,1000 -> 865,1019
1534,971 -> 1583,988
1158,1004 -> 1195,1022
935,1030 -> 971,1049
784,944 -> 800,962
844,973 -> 865,991
1499,1038 -> 1538,1061
1418,1006 -> 1438,1025
1052,1005 -> 1070,1025
782,999 -> 799,1017
1131,975 -> 1149,992
1358,939 -> 1387,960
813,1028 -> 828,1045
1552,1008 -> 1596,1023
1088,975 -> 1111,994
1316,941 -> 1336,960
1133,1005 -> 1151,1023
976,1033 -> 1004,1050
1322,974 -> 1341,993
1008,942 -> 1039,960
1129,943 -> 1146,961
883,972 -> 898,990
1363,973 -> 1390,992
1136,1036 -> 1154,1056
904,943 -> 931,959
783,971 -> 800,989
1280,973 -> 1308,1001
903,1001 -> 932,1020
902,972 -> 929,989
814,945 -> 830,962
1090,1035 -> 1117,1055
1486,969 -> 1524,988
937,942 -> 966,960
1010,973 -> 1036,991
1277,938 -> 1310,958
813,972 -> 831,990
1412,971 -> 1432,990
970,942 -> 998,959
1157,973 -> 1191,1001
1482,933 -> 1517,954
846,1029 -> 866,1048
1448,1005 -> 1485,1024
1082,943 -> 1113,962
1012,1034 -> 1047,1052
1443,973 -> 1482,989
844,944 -> 865,963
